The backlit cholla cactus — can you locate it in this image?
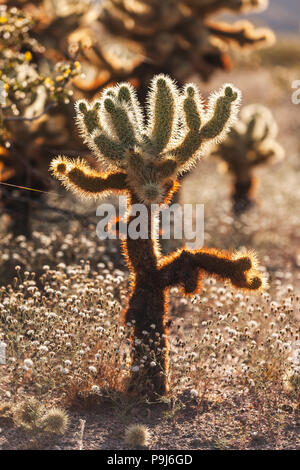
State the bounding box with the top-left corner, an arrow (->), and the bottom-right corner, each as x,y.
51,75 -> 266,396
212,104 -> 284,214
69,0 -> 275,93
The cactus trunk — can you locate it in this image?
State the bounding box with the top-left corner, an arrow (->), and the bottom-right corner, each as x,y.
126,273 -> 169,396
123,200 -> 169,396
232,176 -> 255,215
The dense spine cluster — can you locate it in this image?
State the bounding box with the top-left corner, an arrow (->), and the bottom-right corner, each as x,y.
212,104 -> 284,214
51,75 -> 266,396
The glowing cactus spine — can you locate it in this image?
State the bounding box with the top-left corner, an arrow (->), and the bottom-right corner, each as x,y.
51,75 -> 266,396
212,104 -> 284,214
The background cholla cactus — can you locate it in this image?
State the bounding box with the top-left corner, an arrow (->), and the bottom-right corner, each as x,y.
51,75 -> 266,396
0,5 -> 81,235
212,104 -> 285,214
69,0 -> 275,95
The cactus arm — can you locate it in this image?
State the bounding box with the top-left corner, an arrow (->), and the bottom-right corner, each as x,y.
171,85 -> 203,165
147,75 -> 178,154
250,145 -> 280,166
117,84 -> 144,133
171,84 -> 240,168
159,248 -> 264,293
50,156 -> 128,197
76,100 -> 101,136
104,98 -> 136,148
75,99 -> 128,167
199,86 -> 240,141
207,21 -> 275,48
93,131 -> 126,165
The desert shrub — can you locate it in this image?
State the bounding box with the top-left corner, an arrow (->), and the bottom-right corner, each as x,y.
0,5 -> 80,235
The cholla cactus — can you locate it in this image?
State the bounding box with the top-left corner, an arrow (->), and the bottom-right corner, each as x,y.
40,407 -> 69,434
13,397 -> 44,431
125,424 -> 150,447
212,104 -> 284,214
13,398 -> 69,434
69,0 -> 274,93
51,75 -> 266,396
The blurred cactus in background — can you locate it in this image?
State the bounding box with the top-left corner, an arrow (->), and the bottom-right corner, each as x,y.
69,0 -> 275,96
0,5 -> 81,235
51,75 -> 266,396
212,104 -> 284,215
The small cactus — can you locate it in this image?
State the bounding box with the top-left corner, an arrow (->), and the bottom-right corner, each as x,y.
14,397 -> 44,430
40,407 -> 69,435
51,75 -> 266,396
212,104 -> 284,214
14,399 -> 69,434
125,424 -> 150,447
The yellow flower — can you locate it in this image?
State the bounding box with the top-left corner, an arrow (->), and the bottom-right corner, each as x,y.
74,61 -> 81,70
0,17 -> 8,24
44,77 -> 54,86
24,51 -> 32,62
56,75 -> 64,82
4,83 -> 9,91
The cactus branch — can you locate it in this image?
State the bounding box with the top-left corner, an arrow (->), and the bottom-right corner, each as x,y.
159,248 -> 264,293
147,75 -> 177,154
50,156 -> 127,198
208,21 -> 275,49
104,98 -> 136,148
172,84 -> 241,168
199,86 -> 240,140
